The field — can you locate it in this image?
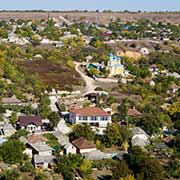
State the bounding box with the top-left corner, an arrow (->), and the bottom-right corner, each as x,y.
0,11 -> 179,24
19,60 -> 83,90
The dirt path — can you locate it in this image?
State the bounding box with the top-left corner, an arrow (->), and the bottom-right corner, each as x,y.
74,62 -> 97,93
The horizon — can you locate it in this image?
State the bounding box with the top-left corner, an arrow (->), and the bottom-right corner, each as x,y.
1,0 -> 180,12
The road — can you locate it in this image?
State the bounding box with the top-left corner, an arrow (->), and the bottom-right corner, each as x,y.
104,39 -> 160,44
74,62 -> 97,93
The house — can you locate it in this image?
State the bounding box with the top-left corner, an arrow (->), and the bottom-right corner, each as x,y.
19,136 -> 33,158
33,154 -> 55,169
167,72 -> 180,79
0,123 -> 16,137
149,64 -> 159,76
131,127 -> 150,148
0,163 -> 11,172
127,107 -> 142,117
34,54 -> 43,59
2,97 -> 22,106
53,131 -> 69,146
85,55 -> 93,62
64,142 -> 76,155
113,151 -> 127,161
31,142 -> 53,156
169,83 -> 180,94
41,38 -> 50,44
71,137 -> 97,154
27,134 -> 47,144
107,53 -> 124,77
69,107 -> 111,129
86,63 -> 104,72
54,41 -> 64,47
55,119 -> 72,134
139,48 -> 150,55
84,92 -> 99,104
18,116 -> 43,133
84,150 -> 111,160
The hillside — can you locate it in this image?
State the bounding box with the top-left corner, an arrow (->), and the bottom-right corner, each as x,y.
0,11 -> 180,24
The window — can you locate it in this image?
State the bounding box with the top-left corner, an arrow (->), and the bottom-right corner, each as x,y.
79,116 -> 88,121
100,116 -> 108,121
83,116 -> 88,121
90,116 -> 97,121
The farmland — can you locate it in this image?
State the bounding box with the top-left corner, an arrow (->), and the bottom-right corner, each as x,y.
0,11 -> 179,24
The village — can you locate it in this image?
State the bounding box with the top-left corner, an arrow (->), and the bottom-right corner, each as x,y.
0,11 -> 179,180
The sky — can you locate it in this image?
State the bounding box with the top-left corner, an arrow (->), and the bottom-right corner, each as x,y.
0,0 -> 180,12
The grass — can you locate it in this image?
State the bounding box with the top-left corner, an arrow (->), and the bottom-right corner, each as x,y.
19,60 -> 83,90
42,133 -> 60,149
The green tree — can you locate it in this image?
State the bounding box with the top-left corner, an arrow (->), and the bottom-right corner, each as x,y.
48,112 -> 60,130
69,124 -> 95,141
10,129 -> 28,139
136,113 -> 161,135
39,95 -> 51,118
80,159 -> 92,177
125,146 -> 164,180
112,161 -> 133,180
56,154 -> 83,180
119,175 -> 135,180
104,124 -> 132,147
0,139 -> 25,164
20,161 -> 34,173
88,67 -> 100,77
0,168 -> 21,180
35,172 -> 49,180
10,111 -> 17,124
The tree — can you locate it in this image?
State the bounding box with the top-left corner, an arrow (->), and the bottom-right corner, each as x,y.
138,157 -> 164,180
31,35 -> 40,46
169,101 -> 180,120
48,112 -> 60,130
0,139 -> 25,164
56,154 -> 83,180
20,161 -> 34,173
119,175 -> 135,180
0,168 -> 21,180
69,124 -> 95,141
88,67 -> 100,77
136,113 -> 161,135
39,95 -> 51,118
173,134 -> 180,151
112,161 -> 133,180
125,146 -> 164,180
104,124 -> 132,147
80,159 -> 92,177
35,172 -> 49,180
10,111 -> 17,124
10,129 -> 28,139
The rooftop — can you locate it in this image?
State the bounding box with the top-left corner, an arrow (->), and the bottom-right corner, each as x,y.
2,97 -> 21,104
31,142 -> 53,152
69,107 -> 110,116
34,154 -> 55,164
72,137 -> 96,150
27,134 -> 47,144
19,116 -> 43,127
127,108 -> 142,117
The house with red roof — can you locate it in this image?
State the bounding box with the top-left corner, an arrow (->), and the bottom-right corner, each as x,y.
69,107 -> 111,129
127,107 -> 142,117
18,116 -> 43,133
71,137 -> 97,154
